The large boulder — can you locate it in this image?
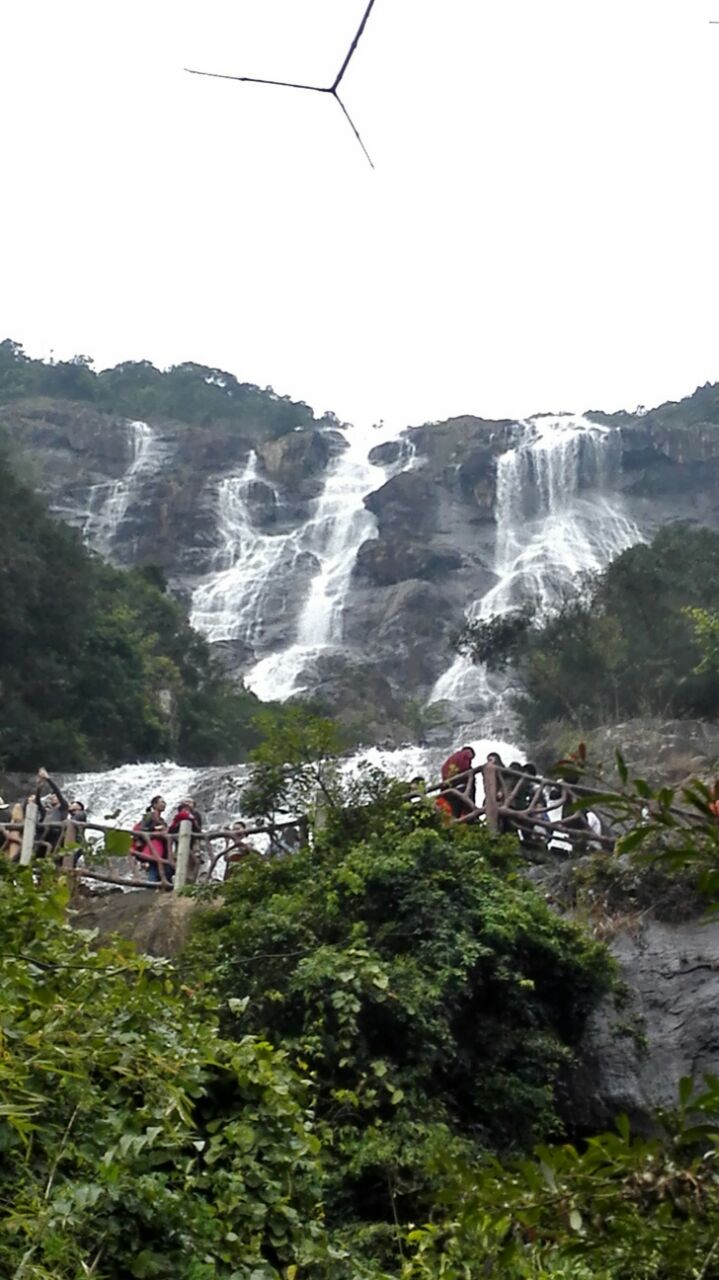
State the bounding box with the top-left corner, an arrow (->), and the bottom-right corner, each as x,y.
343,576 -> 472,689
257,428 -> 341,488
528,846 -> 719,1134
72,891 -> 201,958
364,470 -> 438,538
354,537 -> 463,586
294,652 -> 414,745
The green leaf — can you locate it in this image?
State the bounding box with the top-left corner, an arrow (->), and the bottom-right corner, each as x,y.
678,1076 -> 694,1109
615,1113 -> 630,1142
617,826 -> 652,853
104,827 -> 132,857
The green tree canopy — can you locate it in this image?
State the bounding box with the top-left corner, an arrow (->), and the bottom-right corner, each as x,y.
0,339 -> 330,441
0,440 -> 268,769
0,864 -> 326,1279
186,791 -> 612,1271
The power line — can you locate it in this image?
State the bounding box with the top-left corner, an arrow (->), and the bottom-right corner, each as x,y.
186,0 -> 378,168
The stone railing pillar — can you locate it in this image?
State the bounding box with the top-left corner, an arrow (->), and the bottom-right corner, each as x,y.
174,819 -> 193,892
19,801 -> 38,866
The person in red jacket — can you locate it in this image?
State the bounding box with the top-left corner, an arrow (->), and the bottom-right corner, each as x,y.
439,746 -> 476,817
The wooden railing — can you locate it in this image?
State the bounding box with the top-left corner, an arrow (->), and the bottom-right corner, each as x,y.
2,764 -> 618,895
424,761 -> 617,851
4,807 -> 304,893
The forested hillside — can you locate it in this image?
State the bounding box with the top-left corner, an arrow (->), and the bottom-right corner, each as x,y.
0,338 -> 332,441
5,770 -> 719,1279
0,436 -> 266,770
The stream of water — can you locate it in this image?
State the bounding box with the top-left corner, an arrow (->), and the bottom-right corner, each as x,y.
430,414 -> 643,721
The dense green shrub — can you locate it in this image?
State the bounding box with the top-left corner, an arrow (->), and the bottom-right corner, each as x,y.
0,864 -> 326,1279
399,1093 -> 719,1279
186,794 -> 613,1269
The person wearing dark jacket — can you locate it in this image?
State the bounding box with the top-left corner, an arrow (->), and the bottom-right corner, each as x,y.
34,768 -> 69,858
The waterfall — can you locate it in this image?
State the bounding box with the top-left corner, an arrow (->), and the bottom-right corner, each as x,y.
189,452 -> 311,646
190,423 -> 415,702
61,731 -> 522,839
430,414 -> 643,717
83,421 -> 160,561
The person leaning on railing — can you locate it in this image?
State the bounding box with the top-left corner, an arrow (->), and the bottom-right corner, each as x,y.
439,746 -> 476,818
137,795 -> 174,887
0,793 -> 21,860
34,768 -> 70,860
222,822 -> 256,880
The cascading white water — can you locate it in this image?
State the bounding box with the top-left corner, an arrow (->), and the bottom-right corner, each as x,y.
189,452 -> 311,646
246,426 -> 411,700
430,414 -> 643,715
190,423 -> 415,702
83,421 -> 160,560
62,731 -> 522,838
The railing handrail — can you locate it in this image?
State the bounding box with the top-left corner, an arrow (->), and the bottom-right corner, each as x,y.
2,760 -> 665,892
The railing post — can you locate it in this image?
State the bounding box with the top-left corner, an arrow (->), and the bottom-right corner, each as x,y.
19,801 -> 38,866
483,764 -> 500,833
174,819 -> 192,892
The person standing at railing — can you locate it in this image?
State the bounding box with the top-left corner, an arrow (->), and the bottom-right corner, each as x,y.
63,799 -> 88,867
168,798 -> 203,882
0,794 -> 18,859
138,795 -> 173,886
34,768 -> 70,859
223,821 -> 256,880
439,745 -> 476,817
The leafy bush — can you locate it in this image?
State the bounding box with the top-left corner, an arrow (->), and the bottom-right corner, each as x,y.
0,864 -> 326,1279
186,793 -> 613,1269
400,1082 -> 719,1279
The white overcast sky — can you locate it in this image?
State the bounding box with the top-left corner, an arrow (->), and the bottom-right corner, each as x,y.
2,0 -> 718,428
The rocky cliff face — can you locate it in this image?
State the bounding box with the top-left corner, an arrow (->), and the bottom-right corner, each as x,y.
4,383 -> 719,743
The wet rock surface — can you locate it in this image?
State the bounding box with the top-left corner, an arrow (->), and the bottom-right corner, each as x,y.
354,537 -> 463,586
72,889 -> 203,958
294,651 -> 415,745
567,915 -> 719,1131
256,427 -> 338,493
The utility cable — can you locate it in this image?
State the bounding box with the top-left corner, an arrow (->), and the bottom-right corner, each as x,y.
186,0 -> 378,168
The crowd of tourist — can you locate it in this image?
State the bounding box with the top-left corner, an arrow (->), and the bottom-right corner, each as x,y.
0,750 -> 607,885
0,769 -> 305,885
430,745 -> 606,850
